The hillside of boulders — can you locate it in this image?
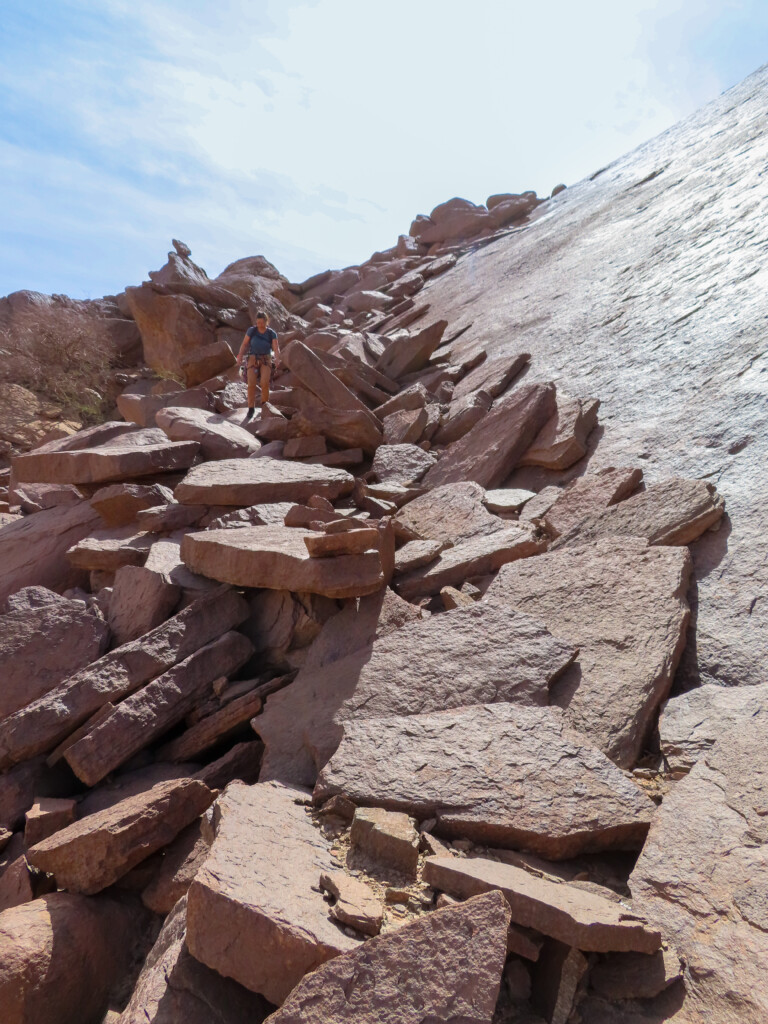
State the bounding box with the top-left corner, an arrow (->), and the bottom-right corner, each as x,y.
1,64 -> 768,1024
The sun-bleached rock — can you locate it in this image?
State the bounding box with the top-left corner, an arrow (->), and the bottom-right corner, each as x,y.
264,891 -> 510,1024
155,406 -> 261,459
486,537 -> 692,768
316,703 -> 655,859
12,438 -> 199,485
186,781 -> 358,1005
175,458 -> 354,506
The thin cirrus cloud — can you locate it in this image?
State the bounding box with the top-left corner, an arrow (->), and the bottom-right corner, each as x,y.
0,0 -> 765,300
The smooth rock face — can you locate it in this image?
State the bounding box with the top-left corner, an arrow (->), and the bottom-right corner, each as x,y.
155,406 -> 261,459
395,481 -> 507,544
182,526 -> 385,599
555,477 -> 725,548
486,537 -> 692,768
630,711 -> 768,1024
424,856 -> 661,954
175,458 -> 354,505
659,682 -> 768,776
186,781 -> 357,1005
419,69 -> 767,692
542,466 -> 642,538
316,704 -> 655,859
395,523 -> 545,599
0,588 -> 109,720
264,891 -> 511,1024
0,892 -> 147,1024
0,501 -> 103,604
121,896 -> 270,1024
0,587 -> 249,768
424,382 -> 557,489
27,778 -> 213,894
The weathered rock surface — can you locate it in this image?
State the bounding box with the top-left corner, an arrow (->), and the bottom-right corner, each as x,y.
376,319 -> 447,379
157,683 -> 265,763
175,458 -> 354,505
589,946 -> 682,1000
12,438 -> 199,485
350,806 -> 420,877
27,778 -> 213,893
0,588 -> 249,767
483,487 -> 536,513
395,523 -> 545,599
0,500 -> 103,604
630,711 -> 768,1023
424,382 -> 557,488
433,388 -> 492,445
451,352 -> 530,401
0,892 -> 148,1024
0,833 -> 34,913
424,856 -> 660,953
319,870 -> 383,936
106,564 -> 181,644
186,781 -> 357,1005
370,442 -> 436,483
155,406 -> 261,459
121,895 -> 270,1024
659,682 -> 768,776
66,525 -> 153,571
519,393 -> 600,470
555,477 -> 725,548
264,891 -> 510,1024
393,538 -> 446,573
0,588 -> 109,720
90,482 -> 176,527
541,466 -> 642,538
182,526 -> 385,598
395,480 -> 506,544
486,537 -> 691,767
140,821 -> 211,915
24,797 -> 77,846
316,704 -> 655,858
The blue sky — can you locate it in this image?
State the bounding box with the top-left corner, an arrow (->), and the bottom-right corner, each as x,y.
1,0 -> 766,299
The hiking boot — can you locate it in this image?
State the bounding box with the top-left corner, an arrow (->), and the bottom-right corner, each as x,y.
243,407 -> 255,423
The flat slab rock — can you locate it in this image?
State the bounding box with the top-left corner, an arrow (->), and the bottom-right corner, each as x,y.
27,778 -> 213,894
315,703 -> 655,859
519,393 -> 600,471
175,458 -> 354,505
541,466 -> 642,539
258,602 -> 574,789
395,523 -> 545,599
182,525 -> 385,599
12,439 -> 199,485
424,856 -> 661,954
555,477 -> 725,548
630,711 -> 768,1023
186,781 -> 358,1005
121,895 -> 270,1024
370,443 -> 436,484
659,682 -> 768,776
395,481 -> 508,544
264,891 -> 511,1024
485,536 -> 692,768
156,406 -> 261,459
0,587 -> 108,720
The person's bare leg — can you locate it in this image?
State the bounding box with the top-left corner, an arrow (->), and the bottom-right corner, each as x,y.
260,362 -> 271,405
244,360 -> 257,421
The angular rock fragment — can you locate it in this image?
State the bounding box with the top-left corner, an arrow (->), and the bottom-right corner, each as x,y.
156,684 -> 264,763
205,502 -> 296,529
371,441 -> 435,486
486,537 -> 692,767
395,523 -> 545,599
283,340 -> 381,424
630,711 -> 768,1023
66,525 -> 153,571
589,946 -> 682,1000
0,588 -> 249,768
182,526 -> 385,598
350,806 -> 420,877
0,759 -> 65,831
107,564 -> 181,644
0,833 -> 35,913
519,485 -> 562,522
555,477 -> 725,548
24,797 -> 76,846
90,482 -> 176,526
27,778 -> 213,893
541,466 -> 642,538
116,383 -> 212,428
395,480 -> 506,544
289,391 -> 383,454
424,856 -> 660,953
393,538 -> 446,574
451,351 -> 530,401
156,406 -> 261,459
520,394 -> 600,470
136,502 -> 207,532
264,890 -> 510,1024
483,488 -> 537,513
0,892 -> 149,1024
0,588 -> 109,720
304,527 -> 379,558
12,438 -> 199,485
531,940 -> 589,1024
63,631 -> 253,785
316,704 -> 655,859
175,458 -> 354,505
659,682 -> 768,776
382,406 -> 427,445
186,781 -> 357,1004
283,434 -> 327,458
376,320 -> 447,379
121,895 -> 271,1024
433,388 -> 492,445
424,382 -> 557,488
141,821 -> 211,915
319,871 -> 383,936
193,739 -> 264,790
374,383 -> 428,420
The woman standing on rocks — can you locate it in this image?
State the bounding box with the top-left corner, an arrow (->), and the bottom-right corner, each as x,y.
237,311 -> 280,421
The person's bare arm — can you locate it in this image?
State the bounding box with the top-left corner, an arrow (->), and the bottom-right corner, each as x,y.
236,333 -> 250,365
272,334 -> 280,367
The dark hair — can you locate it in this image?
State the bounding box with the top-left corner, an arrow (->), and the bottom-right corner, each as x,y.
255,311 -> 269,323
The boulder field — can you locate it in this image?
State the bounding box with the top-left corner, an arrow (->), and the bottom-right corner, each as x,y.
1,64 -> 767,1024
